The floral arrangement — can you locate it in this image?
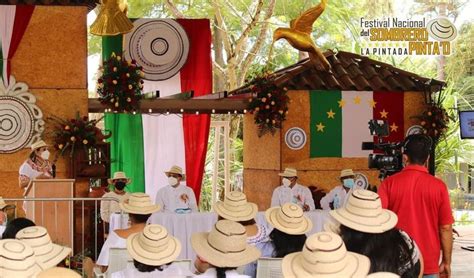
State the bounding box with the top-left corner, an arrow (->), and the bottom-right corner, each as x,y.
247,76 -> 290,136
49,113 -> 108,157
418,104 -> 449,141
97,52 -> 144,113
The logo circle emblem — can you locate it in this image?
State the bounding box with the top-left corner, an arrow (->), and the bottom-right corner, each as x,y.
427,17 -> 457,42
285,127 -> 307,150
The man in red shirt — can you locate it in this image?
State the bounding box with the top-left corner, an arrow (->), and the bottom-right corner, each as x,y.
379,134 -> 453,278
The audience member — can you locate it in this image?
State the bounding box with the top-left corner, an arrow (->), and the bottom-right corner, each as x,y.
111,224 -> 192,277
0,239 -> 42,277
271,168 -> 315,211
0,197 -> 13,238
215,191 -> 273,277
96,193 -> 160,271
379,134 -> 454,277
282,231 -> 370,277
37,267 -> 81,277
100,171 -> 131,223
265,203 -> 312,258
1,217 -> 35,239
155,165 -> 198,213
16,226 -> 72,270
320,168 -> 356,210
329,189 -> 423,277
191,220 -> 261,278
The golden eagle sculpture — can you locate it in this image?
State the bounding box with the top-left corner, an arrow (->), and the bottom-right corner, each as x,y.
272,0 -> 331,71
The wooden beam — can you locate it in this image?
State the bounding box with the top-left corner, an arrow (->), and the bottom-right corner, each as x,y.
88,98 -> 249,114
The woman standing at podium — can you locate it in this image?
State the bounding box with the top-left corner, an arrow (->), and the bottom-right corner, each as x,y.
18,140 -> 53,192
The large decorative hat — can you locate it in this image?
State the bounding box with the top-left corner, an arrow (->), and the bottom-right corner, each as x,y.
214,191 -> 258,222
265,203 -> 312,235
30,140 -> 48,153
127,224 -> 181,266
191,220 -> 261,268
15,226 -> 72,270
37,267 -> 81,277
119,193 -> 160,215
330,189 -> 398,234
107,171 -> 131,185
340,169 -> 355,178
278,168 -> 298,178
282,232 -> 370,277
0,239 -> 42,277
165,165 -> 185,179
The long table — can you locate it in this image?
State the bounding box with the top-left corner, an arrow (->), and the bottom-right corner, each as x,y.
110,210 -> 330,260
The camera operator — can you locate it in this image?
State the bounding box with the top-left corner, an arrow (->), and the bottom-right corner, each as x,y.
378,134 -> 454,278
320,169 -> 357,210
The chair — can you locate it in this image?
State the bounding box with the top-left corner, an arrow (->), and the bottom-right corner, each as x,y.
256,257 -> 283,278
93,248 -> 131,278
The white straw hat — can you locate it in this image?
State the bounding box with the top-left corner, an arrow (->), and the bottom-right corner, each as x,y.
30,140 -> 48,153
127,224 -> 181,266
0,239 -> 42,277
340,169 -> 355,178
16,226 -> 72,270
214,191 -> 258,222
278,168 -> 298,178
367,272 -> 400,277
0,196 -> 13,210
119,193 -> 160,215
330,189 -> 398,234
265,203 -> 312,235
282,232 -> 370,278
191,220 -> 261,268
165,165 -> 185,180
107,171 -> 131,185
37,267 -> 81,277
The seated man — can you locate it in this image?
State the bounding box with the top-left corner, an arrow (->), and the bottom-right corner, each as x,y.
155,165 -> 198,213
271,168 -> 315,211
320,169 -> 356,210
100,172 -> 131,223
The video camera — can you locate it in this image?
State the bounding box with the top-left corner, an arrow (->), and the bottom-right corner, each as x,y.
362,120 -> 403,180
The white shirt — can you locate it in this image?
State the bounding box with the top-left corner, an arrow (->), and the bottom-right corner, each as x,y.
194,268 -> 250,277
111,262 -> 193,278
100,191 -> 130,222
270,183 -> 315,210
96,231 -> 127,266
155,183 -> 198,213
320,185 -> 353,210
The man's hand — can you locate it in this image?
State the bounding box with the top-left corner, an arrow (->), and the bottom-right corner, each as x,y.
439,261 -> 451,278
439,224 -> 453,278
302,203 -> 310,212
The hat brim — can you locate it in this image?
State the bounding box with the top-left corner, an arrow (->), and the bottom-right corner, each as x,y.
165,172 -> 186,180
329,207 -> 397,234
37,244 -> 72,270
107,178 -> 132,185
119,203 -> 160,215
191,233 -> 261,268
127,232 -> 181,266
38,267 -> 81,277
214,202 -> 258,222
30,143 -> 48,154
278,173 -> 296,177
282,250 -> 370,278
265,207 -> 312,235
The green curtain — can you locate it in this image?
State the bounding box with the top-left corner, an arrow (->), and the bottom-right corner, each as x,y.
102,36 -> 145,193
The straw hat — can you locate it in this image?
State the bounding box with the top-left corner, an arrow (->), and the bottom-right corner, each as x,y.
37,267 -> 81,277
214,191 -> 258,222
30,140 -> 48,153
0,239 -> 42,277
119,193 -> 160,215
0,196 -> 13,210
340,169 -> 355,178
107,171 -> 131,185
191,220 -> 261,267
265,203 -> 312,235
367,272 -> 400,278
330,189 -> 398,234
278,168 -> 298,178
15,226 -> 71,270
127,224 -> 181,266
165,165 -> 186,179
282,232 -> 370,278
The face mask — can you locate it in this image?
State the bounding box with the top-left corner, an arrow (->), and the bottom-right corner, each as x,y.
282,178 -> 292,187
40,150 -> 50,160
343,178 -> 355,189
169,177 -> 179,186
114,181 -> 126,191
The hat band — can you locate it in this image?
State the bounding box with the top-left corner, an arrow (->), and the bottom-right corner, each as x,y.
276,211 -> 304,228
139,234 -> 170,253
206,238 -> 246,254
300,244 -> 348,273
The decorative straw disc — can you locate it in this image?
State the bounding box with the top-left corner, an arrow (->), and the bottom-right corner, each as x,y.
285,127 -> 307,150
0,97 -> 34,153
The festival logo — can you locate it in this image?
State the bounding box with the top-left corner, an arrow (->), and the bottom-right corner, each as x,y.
359,17 -> 457,56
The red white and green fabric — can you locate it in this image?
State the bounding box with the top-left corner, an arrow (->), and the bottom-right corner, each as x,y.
0,5 -> 35,85
310,90 -> 404,157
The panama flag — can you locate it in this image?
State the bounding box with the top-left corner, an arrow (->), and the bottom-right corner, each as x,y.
310,90 -> 404,157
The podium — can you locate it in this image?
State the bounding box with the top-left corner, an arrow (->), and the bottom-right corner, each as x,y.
24,179 -> 74,249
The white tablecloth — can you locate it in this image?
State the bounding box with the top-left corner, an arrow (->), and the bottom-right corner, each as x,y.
109,210 -> 330,260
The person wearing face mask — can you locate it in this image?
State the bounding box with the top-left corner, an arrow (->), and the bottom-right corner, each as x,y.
270,168 -> 315,211
100,172 -> 131,223
320,169 -> 357,210
155,165 -> 198,213
18,140 -> 53,193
